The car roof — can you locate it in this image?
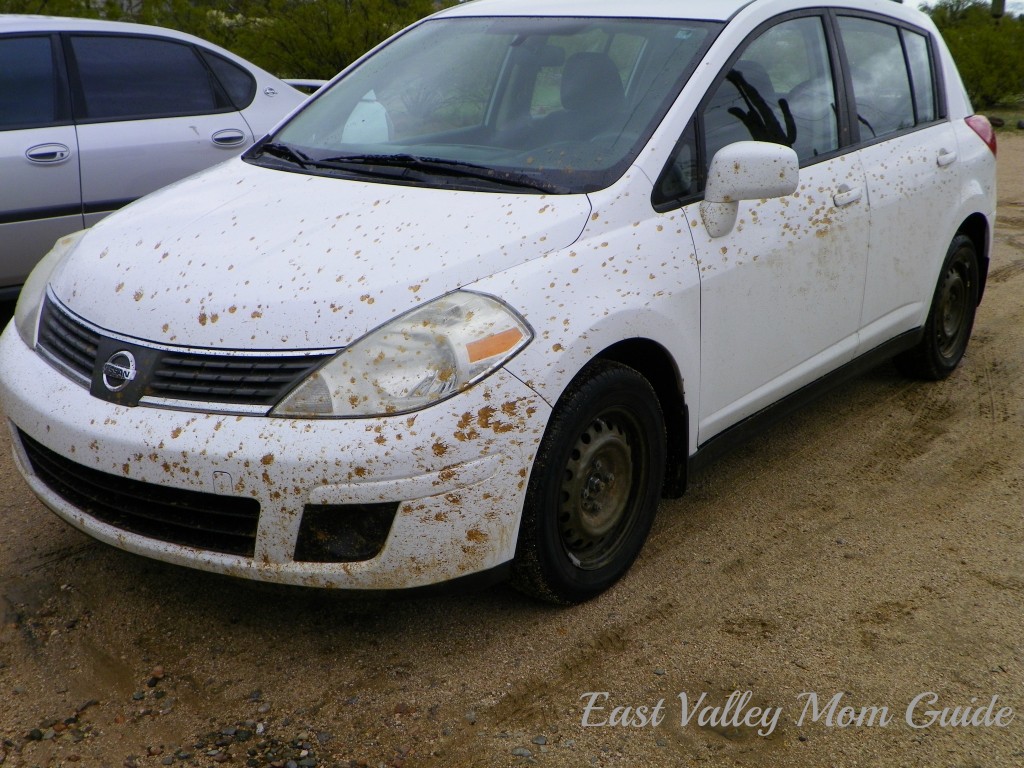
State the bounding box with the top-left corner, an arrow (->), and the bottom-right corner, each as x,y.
434,0 -> 756,22
0,14 -> 210,43
434,0 -> 923,24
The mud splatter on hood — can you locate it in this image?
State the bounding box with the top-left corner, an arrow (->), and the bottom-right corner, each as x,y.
51,160 -> 591,350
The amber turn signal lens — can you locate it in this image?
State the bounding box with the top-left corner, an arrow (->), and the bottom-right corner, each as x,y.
466,328 -> 525,363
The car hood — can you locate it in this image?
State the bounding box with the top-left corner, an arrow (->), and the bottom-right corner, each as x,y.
50,160 -> 591,350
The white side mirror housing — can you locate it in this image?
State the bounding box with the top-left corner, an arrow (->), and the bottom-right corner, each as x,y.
700,141 -> 799,238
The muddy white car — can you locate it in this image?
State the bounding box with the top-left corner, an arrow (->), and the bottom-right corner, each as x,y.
0,0 -> 996,603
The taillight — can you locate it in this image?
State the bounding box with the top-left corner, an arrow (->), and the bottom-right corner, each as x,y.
966,115 -> 997,156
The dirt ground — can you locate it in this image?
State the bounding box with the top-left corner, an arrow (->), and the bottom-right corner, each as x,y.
1,133 -> 1023,768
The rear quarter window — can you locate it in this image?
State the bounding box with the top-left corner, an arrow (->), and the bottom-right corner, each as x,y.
200,49 -> 257,111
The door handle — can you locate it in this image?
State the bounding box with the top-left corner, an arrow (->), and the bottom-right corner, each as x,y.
26,143 -> 71,164
833,184 -> 863,208
211,129 -> 248,147
937,149 -> 958,167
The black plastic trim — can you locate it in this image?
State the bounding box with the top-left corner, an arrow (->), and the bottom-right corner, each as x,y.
0,204 -> 82,225
82,198 -> 133,216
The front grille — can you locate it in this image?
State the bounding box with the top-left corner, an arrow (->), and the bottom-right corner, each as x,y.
38,296 -> 100,380
36,295 -> 332,408
149,353 -> 327,404
19,430 -> 260,557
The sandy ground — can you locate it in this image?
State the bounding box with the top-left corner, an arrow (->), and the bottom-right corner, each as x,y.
1,133 -> 1023,768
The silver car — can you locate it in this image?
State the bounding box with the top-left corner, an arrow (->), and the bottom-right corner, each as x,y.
0,15 -> 308,300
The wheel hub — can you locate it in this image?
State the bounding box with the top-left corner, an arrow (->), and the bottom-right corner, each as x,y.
559,418 -> 634,563
937,266 -> 967,356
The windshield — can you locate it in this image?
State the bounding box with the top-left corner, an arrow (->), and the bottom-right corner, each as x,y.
252,16 -> 719,194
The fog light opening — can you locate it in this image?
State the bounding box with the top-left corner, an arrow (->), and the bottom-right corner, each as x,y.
294,503 -> 400,563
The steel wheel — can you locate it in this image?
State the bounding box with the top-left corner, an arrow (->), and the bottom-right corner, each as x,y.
558,412 -> 643,571
513,360 -> 666,604
935,257 -> 971,360
895,234 -> 979,380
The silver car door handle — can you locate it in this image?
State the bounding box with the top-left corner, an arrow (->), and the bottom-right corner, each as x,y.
937,149 -> 958,167
833,184 -> 863,208
211,129 -> 248,147
26,143 -> 71,164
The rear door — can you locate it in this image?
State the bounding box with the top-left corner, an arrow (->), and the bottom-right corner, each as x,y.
834,15 -> 963,350
66,33 -> 254,227
0,33 -> 82,291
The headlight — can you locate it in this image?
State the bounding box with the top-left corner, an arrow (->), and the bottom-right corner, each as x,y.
272,291 -> 532,418
15,230 -> 86,348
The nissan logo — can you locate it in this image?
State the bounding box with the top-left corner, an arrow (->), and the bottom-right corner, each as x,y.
102,351 -> 137,392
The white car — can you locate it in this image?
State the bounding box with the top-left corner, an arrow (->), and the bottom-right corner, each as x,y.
0,15 -> 308,300
0,0 -> 996,603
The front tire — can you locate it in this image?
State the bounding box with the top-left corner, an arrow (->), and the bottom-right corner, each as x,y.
512,361 -> 666,604
895,234 -> 979,380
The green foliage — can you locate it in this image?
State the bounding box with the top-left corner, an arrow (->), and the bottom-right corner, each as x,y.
0,0 -> 458,80
923,0 -> 1024,107
0,0 -> 99,15
221,0 -> 449,79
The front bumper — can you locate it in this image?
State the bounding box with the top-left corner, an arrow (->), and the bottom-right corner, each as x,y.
0,324 -> 551,589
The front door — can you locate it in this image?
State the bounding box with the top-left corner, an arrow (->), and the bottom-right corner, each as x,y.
684,15 -> 871,441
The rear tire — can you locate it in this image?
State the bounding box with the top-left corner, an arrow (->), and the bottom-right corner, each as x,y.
512,361 -> 666,604
895,234 -> 979,380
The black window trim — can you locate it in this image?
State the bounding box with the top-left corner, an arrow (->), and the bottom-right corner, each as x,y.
61,31 -> 241,125
0,32 -> 73,131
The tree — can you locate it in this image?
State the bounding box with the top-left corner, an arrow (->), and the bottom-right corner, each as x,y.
225,0 -> 447,79
0,0 -> 459,80
923,1 -> 1024,106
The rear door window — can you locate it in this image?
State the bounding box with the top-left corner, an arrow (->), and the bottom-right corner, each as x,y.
837,17 -> 915,140
69,34 -> 226,121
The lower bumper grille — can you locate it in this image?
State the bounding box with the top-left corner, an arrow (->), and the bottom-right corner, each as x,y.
18,430 -> 260,557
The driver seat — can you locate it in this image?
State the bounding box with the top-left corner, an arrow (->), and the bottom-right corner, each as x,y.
542,51 -> 626,143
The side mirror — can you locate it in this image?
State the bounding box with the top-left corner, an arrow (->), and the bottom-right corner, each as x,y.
700,141 -> 799,238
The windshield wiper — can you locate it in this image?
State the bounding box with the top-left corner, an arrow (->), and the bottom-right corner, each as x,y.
315,153 -> 566,194
250,142 -> 315,169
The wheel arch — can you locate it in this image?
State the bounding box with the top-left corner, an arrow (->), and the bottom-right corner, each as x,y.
596,338 -> 689,498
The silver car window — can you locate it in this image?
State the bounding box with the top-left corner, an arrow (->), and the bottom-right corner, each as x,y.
70,34 -> 223,121
0,36 -> 58,130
